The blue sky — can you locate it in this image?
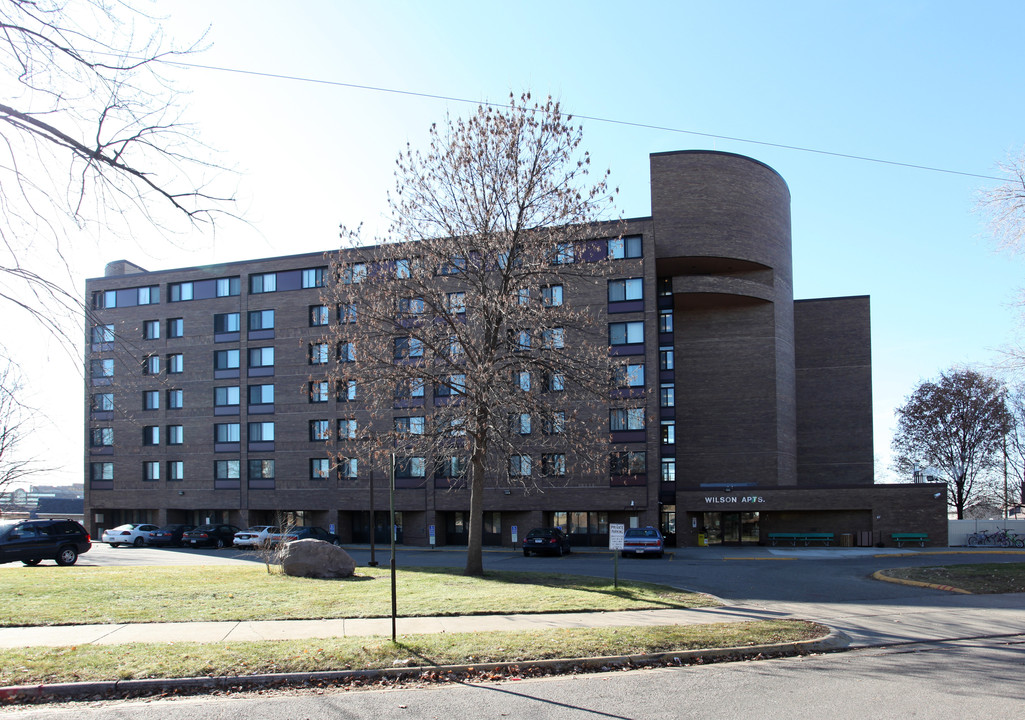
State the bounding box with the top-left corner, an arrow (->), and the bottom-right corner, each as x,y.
15,1 -> 1025,484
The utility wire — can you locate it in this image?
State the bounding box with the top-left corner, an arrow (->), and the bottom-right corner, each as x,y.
160,59 -> 1006,183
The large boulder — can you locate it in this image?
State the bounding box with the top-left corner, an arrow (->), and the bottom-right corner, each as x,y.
279,538 -> 356,578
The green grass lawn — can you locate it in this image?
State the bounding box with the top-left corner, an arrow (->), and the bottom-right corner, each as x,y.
0,565 -> 717,626
0,620 -> 825,686
879,562 -> 1025,594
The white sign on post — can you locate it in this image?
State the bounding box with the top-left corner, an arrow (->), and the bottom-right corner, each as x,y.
609,523 -> 625,550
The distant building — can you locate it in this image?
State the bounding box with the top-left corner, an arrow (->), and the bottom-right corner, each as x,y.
83,150 -> 947,546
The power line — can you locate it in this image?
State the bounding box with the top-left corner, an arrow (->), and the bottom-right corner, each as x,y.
160,59 -> 1006,183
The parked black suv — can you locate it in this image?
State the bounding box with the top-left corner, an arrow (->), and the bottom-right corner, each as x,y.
0,518 -> 92,566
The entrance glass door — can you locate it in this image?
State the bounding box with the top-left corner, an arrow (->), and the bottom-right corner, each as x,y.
702,512 -> 760,545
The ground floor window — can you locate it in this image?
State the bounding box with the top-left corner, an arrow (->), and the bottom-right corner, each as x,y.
702,511 -> 760,545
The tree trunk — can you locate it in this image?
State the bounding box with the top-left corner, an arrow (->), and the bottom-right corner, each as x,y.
464,452 -> 486,576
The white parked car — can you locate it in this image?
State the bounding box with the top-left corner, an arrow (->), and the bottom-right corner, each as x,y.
101,523 -> 160,548
233,526 -> 279,549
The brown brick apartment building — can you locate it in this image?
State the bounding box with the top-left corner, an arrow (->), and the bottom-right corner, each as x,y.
84,150 -> 947,547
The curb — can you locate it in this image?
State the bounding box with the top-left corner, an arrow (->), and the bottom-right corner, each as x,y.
871,570 -> 971,594
0,628 -> 849,705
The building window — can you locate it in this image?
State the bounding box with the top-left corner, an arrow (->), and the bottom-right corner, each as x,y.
143,390 -> 159,410
91,324 -> 115,344
250,273 -> 277,294
438,256 -> 466,275
338,418 -> 358,440
608,278 -> 643,302
249,309 -> 274,331
340,263 -> 367,285
541,285 -> 563,307
167,389 -> 183,409
551,243 -> 574,265
215,459 -> 240,480
338,342 -> 355,363
395,456 -> 426,479
511,329 -> 531,352
394,337 -> 423,360
394,377 -> 424,399
309,380 -> 329,403
610,408 -> 645,431
142,426 -> 159,445
169,282 -> 193,302
661,458 -> 676,483
144,461 -> 160,481
615,363 -> 645,388
91,427 -> 114,447
545,372 -> 565,393
397,296 -> 425,315
310,342 -> 330,365
436,456 -> 465,479
247,384 -> 273,405
448,335 -> 464,358
249,459 -> 275,480
214,349 -> 240,370
610,451 -> 646,475
661,420 -> 675,445
139,286 -> 159,304
309,420 -> 330,443
167,353 -> 184,374
658,277 -> 673,297
168,461 -> 184,481
143,355 -> 160,375
509,454 -> 532,477
249,347 -> 274,368
446,291 -> 466,314
143,320 -> 160,339
541,328 -> 565,350
659,309 -> 673,333
214,313 -> 240,333
310,305 -> 329,326
91,462 -> 113,482
395,258 -> 411,279
216,276 -> 240,297
93,289 -> 116,308
248,422 -> 274,442
659,345 -> 675,371
543,411 -> 566,435
214,386 -> 240,407
91,359 -> 114,378
166,318 -> 183,338
302,267 -> 325,288
215,423 -> 240,443
92,393 -> 114,412
660,382 -> 675,407
168,425 -> 183,445
311,458 -> 331,480
395,416 -> 425,435
338,303 -> 357,323
514,370 -> 531,392
337,457 -> 358,479
511,413 -> 531,435
608,235 -> 642,259
436,374 -> 465,397
338,379 -> 357,402
542,453 -> 566,477
609,321 -> 644,345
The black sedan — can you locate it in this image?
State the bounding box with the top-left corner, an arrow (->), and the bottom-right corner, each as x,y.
181,524 -> 241,549
522,527 -> 572,556
145,524 -> 195,547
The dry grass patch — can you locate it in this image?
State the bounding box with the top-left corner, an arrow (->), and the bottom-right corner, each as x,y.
879,562 -> 1025,594
0,620 -> 825,686
0,565 -> 716,626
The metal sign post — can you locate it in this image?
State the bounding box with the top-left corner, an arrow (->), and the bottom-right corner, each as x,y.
609,523 -> 625,589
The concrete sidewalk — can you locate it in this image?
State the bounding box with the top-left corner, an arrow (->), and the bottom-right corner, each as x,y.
0,605 -> 771,649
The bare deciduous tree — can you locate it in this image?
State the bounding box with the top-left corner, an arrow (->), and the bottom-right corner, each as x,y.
0,360 -> 48,493
0,0 -> 233,364
1001,384 -> 1025,511
322,94 -> 618,576
892,368 -> 1011,519
978,146 -> 1025,254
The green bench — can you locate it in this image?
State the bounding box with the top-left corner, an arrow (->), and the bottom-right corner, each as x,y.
891,533 -> 928,547
768,532 -> 834,547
